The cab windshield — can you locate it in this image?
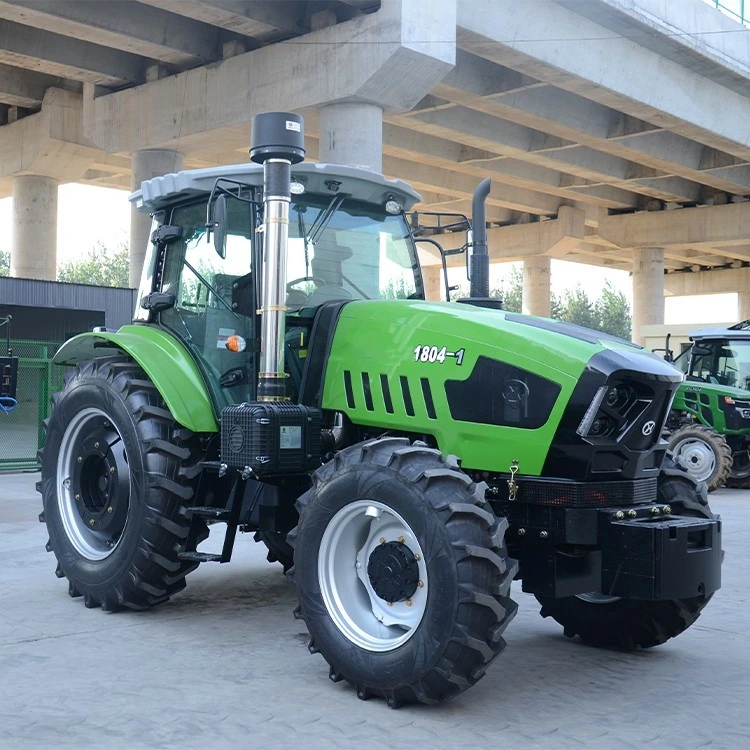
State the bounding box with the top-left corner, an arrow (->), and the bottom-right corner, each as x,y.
286,196 -> 422,307
681,339 -> 750,390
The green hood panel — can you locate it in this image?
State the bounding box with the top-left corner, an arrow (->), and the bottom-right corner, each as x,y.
53,325 -> 218,433
321,300 -> 612,475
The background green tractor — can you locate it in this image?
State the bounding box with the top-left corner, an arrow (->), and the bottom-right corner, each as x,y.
665,323 -> 750,490
38,113 -> 722,707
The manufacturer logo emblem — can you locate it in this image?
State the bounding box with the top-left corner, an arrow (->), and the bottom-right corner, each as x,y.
641,420 -> 656,436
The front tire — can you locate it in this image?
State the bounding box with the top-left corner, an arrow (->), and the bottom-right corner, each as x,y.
668,424 -> 732,491
38,357 -> 207,611
290,438 -> 518,706
535,457 -> 715,649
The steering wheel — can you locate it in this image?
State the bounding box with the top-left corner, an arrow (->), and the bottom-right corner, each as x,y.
286,275 -> 328,292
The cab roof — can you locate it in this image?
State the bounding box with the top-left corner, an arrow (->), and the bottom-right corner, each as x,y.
129,161 -> 421,214
690,320 -> 750,340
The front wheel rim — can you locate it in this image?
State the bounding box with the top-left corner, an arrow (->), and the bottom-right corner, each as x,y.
56,407 -> 131,561
671,437 -> 717,483
318,500 -> 428,652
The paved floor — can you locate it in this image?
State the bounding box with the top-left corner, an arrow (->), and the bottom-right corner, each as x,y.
1,472 -> 747,750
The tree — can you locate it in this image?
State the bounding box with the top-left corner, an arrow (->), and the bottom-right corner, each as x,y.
595,281 -> 632,340
558,285 -> 598,330
490,268 -> 632,339
490,265 -> 523,312
0,249 -> 9,277
58,241 -> 129,288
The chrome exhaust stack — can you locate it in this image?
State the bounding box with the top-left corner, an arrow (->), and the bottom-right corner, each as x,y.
249,112 -> 305,401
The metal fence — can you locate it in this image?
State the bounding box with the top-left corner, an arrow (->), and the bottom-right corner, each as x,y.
0,339 -> 64,472
706,0 -> 750,26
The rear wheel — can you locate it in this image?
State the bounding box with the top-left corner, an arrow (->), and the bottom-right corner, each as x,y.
38,357 -> 207,611
535,458 -> 715,649
254,530 -> 294,571
726,450 -> 750,488
289,438 -> 518,706
668,424 -> 732,491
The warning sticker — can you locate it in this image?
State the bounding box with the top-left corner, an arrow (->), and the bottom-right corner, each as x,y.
286,120 -> 301,132
279,425 -> 302,450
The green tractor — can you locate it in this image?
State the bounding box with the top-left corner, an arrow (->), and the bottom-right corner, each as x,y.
665,323 -> 750,491
38,113 -> 722,707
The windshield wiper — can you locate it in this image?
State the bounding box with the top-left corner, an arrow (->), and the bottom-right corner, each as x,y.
307,195 -> 345,245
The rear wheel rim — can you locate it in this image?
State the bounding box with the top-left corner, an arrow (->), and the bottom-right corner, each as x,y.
671,437 -> 717,483
56,407 -> 131,561
318,499 -> 428,652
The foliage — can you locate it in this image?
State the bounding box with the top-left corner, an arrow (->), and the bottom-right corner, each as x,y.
0,249 -> 9,277
57,242 -> 130,288
492,268 -> 632,339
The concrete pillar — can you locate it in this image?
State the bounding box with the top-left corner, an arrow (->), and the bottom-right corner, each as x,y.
422,265 -> 442,302
632,247 -> 664,346
522,255 -> 551,317
319,102 -> 383,173
739,291 -> 750,322
130,149 -> 184,288
10,175 -> 58,281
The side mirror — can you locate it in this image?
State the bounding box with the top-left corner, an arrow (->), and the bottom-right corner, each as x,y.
213,194 -> 227,258
692,345 -> 712,357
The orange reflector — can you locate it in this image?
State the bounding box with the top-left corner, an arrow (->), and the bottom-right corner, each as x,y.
725,396 -> 735,405
225,335 -> 247,353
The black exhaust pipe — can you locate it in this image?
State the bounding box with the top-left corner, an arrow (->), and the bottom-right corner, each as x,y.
470,178 -> 491,298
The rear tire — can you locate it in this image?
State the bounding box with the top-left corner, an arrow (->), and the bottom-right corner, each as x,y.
254,531 -> 294,572
726,450 -> 750,488
289,438 -> 518,706
536,457 -> 715,649
668,424 -> 732,491
38,357 -> 207,611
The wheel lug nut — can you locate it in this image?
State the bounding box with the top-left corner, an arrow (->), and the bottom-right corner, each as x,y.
414,553 -> 421,561
663,505 -> 671,514
398,536 -> 405,543
539,530 -> 549,539
379,537 -> 386,545
651,507 -> 661,515
107,506 -> 113,513
628,510 -> 637,518
109,467 -> 115,474
417,580 -> 424,588
615,511 -> 625,519
77,456 -> 82,464
75,494 -> 80,501
517,528 -> 526,536
387,601 -> 393,607
406,600 -> 413,607
88,519 -> 95,526
94,442 -> 100,449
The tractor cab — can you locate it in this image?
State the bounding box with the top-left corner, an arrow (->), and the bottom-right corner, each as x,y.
131,161 -> 423,411
673,323 -> 750,392
666,321 -> 750,489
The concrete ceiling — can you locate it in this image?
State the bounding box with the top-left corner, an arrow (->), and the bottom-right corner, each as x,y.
2,0 -> 750,275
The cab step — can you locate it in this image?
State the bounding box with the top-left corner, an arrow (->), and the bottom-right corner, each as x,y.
179,476 -> 247,564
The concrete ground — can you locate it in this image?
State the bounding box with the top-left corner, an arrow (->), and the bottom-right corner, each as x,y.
1,472 -> 747,750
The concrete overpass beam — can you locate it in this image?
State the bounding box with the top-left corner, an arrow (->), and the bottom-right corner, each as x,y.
523,255 -> 551,317
632,247 -> 664,346
11,174 -> 58,281
129,149 -> 184,288
319,102 -> 383,172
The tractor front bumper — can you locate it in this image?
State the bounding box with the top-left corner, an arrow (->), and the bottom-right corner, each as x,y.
499,501 -> 722,601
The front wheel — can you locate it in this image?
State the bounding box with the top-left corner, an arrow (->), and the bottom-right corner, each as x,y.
668,424 -> 732,491
290,438 -> 518,707
536,458 -> 715,649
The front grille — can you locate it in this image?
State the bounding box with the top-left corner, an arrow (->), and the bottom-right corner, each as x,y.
490,476 -> 658,507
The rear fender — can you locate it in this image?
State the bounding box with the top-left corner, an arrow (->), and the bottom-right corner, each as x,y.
53,325 -> 218,433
